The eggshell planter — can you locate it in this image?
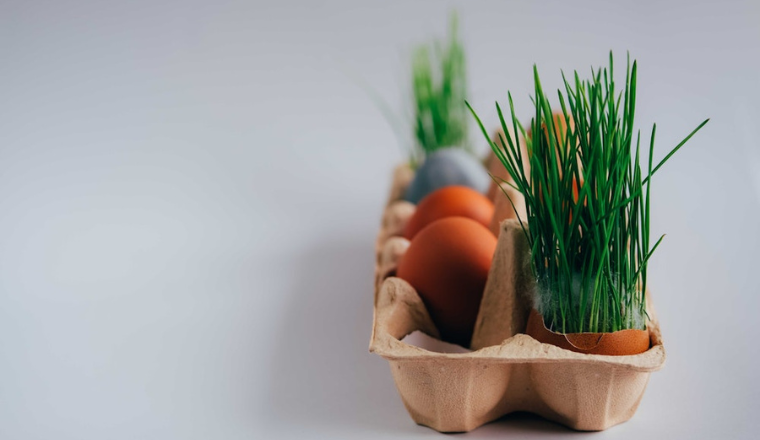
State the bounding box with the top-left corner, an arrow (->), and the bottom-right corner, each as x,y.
371,163 -> 666,433
525,309 -> 651,356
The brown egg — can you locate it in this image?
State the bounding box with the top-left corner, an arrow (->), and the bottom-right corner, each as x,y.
397,217 -> 497,347
403,186 -> 494,240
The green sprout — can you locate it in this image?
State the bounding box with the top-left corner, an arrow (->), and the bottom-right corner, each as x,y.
411,13 -> 469,165
469,52 -> 709,334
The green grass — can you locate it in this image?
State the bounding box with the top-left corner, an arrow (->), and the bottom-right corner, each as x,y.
411,13 -> 469,164
468,52 -> 708,334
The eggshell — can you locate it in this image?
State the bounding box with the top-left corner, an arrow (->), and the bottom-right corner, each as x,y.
403,186 -> 494,240
525,310 -> 651,356
404,148 -> 490,204
396,217 -> 497,347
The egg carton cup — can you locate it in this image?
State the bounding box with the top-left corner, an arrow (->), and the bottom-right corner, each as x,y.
370,164 -> 666,433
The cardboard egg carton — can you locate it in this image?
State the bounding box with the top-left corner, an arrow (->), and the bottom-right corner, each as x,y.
370,163 -> 666,433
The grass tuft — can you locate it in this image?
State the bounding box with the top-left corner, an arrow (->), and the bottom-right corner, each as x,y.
411,12 -> 469,164
468,52 -> 708,333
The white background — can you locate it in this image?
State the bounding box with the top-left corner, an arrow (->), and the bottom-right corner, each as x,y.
1,1 -> 759,438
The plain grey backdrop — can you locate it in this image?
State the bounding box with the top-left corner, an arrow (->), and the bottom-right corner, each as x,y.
1,0 -> 759,438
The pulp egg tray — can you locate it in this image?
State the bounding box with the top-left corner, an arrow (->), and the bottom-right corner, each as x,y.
370,164 -> 666,432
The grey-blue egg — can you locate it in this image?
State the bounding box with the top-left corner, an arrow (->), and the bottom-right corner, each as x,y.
404,148 -> 490,204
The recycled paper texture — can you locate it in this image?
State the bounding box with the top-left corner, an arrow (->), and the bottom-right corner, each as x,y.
370,165 -> 666,432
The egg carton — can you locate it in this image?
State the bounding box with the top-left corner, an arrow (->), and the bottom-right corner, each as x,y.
370,164 -> 666,433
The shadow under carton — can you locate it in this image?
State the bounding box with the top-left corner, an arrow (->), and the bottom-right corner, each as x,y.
369,164 -> 666,433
